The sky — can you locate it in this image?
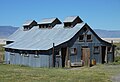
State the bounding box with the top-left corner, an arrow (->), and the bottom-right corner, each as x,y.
0,0 -> 120,30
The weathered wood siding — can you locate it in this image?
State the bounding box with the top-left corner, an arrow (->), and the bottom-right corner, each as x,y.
5,51 -> 52,67
69,26 -> 113,64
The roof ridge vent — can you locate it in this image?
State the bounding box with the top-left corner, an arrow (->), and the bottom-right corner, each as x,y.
23,20 -> 37,31
63,16 -> 83,28
38,18 -> 61,29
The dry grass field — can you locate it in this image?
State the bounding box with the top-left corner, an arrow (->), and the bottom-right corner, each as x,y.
0,44 -> 4,62
0,42 -> 120,82
0,64 -> 120,82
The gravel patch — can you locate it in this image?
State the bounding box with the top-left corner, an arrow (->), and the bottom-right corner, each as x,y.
111,74 -> 120,82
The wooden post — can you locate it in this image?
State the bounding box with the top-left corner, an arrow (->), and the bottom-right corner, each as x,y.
106,46 -> 108,63
65,47 -> 69,67
52,43 -> 55,67
111,40 -> 114,62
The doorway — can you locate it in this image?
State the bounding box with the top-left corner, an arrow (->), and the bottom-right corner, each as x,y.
61,47 -> 67,67
82,48 -> 90,66
101,46 -> 106,63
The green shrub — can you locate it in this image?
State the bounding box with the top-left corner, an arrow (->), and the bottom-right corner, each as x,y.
0,45 -> 5,61
109,56 -> 120,65
110,61 -> 120,65
115,56 -> 120,62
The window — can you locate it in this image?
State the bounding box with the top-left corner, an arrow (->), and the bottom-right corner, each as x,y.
24,27 -> 30,31
40,25 -> 43,28
20,54 -> 23,56
64,23 -> 72,27
24,27 -> 27,30
71,48 -> 77,54
43,25 -> 45,28
94,46 -> 100,54
108,47 -> 112,52
24,53 -> 29,57
40,24 -> 51,28
34,54 -> 39,58
10,53 -> 15,55
79,35 -> 84,41
48,24 -> 52,28
87,35 -> 92,41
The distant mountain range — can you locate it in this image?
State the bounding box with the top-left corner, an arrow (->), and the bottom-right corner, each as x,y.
0,26 -> 120,38
0,26 -> 18,38
94,29 -> 120,38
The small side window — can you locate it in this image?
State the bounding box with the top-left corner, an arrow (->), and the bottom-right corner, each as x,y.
79,35 -> 84,42
34,54 -> 39,58
48,24 -> 52,28
24,27 -> 30,31
71,48 -> 77,55
20,54 -> 23,56
87,35 -> 92,41
94,46 -> 100,54
40,25 -> 43,28
64,23 -> 72,27
24,53 -> 29,57
10,53 -> 15,55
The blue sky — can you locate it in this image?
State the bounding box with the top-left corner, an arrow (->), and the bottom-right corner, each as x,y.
0,0 -> 120,30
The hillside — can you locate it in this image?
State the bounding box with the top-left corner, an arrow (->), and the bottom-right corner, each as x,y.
94,29 -> 120,38
0,26 -> 18,38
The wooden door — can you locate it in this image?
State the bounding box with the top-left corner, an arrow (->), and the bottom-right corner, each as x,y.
82,48 -> 90,66
101,46 -> 106,63
61,48 -> 67,67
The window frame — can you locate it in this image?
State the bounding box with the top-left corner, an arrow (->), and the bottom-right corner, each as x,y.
40,25 -> 43,28
10,52 -> 15,55
93,46 -> 100,54
79,35 -> 84,42
87,34 -> 92,42
24,53 -> 29,57
20,54 -> 23,56
64,23 -> 72,27
70,48 -> 77,55
34,54 -> 39,58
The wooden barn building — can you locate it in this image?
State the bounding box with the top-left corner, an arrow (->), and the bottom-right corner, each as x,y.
4,16 -> 114,67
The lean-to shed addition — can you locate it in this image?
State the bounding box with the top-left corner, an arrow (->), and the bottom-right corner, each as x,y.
4,16 -> 114,67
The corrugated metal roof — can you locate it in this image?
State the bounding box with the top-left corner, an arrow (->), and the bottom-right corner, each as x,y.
63,16 -> 78,23
38,18 -> 57,24
5,22 -> 85,50
23,20 -> 34,26
7,27 -> 29,41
